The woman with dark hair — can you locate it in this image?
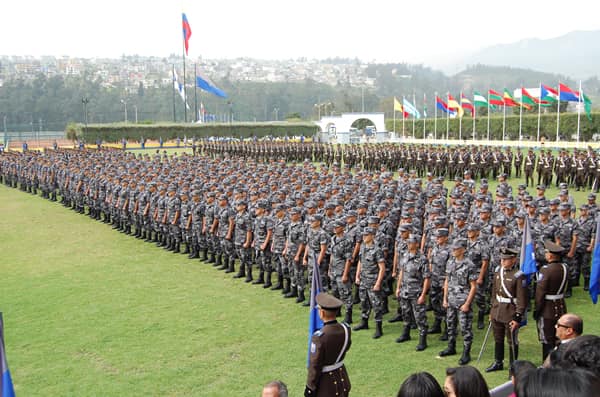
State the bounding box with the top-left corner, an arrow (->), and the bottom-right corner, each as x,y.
516,367 -> 600,397
397,372 -> 444,397
444,366 -> 490,397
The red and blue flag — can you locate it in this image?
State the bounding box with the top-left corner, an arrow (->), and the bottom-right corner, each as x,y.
182,13 -> 192,56
559,83 -> 580,102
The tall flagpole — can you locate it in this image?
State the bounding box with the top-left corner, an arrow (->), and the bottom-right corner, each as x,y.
446,92 -> 450,140
172,64 -> 177,122
519,86 -> 523,141
412,92 -> 416,139
459,91 -> 463,141
556,82 -> 561,142
577,80 -> 582,143
182,40 -> 187,123
194,64 -> 199,122
393,98 -> 396,135
402,96 -> 405,138
434,92 -> 438,140
487,91 -> 491,141
502,102 -> 506,141
472,96 -> 476,142
537,82 -> 542,142
423,93 -> 427,140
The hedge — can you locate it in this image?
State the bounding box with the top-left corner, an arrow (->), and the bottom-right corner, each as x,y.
75,122 -> 319,142
385,112 -> 600,141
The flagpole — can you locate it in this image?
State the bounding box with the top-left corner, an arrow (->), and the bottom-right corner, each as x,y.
519,86 -> 523,141
472,93 -> 476,142
423,93 -> 427,140
446,93 -> 450,140
434,92 -> 438,140
194,64 -> 199,122
182,38 -> 187,123
502,102 -> 506,141
172,64 -> 177,122
393,98 -> 396,136
412,92 -> 416,139
537,82 -> 542,142
459,91 -> 463,141
487,91 -> 491,141
577,80 -> 582,144
556,82 -> 561,142
402,96 -> 405,138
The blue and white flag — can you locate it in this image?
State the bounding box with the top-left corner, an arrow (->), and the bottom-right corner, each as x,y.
403,97 -> 421,119
307,252 -> 323,367
520,216 -> 537,278
196,74 -> 228,99
590,219 -> 600,304
172,70 -> 190,110
1,314 -> 15,397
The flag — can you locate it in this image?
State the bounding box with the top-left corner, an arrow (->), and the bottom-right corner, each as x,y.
541,84 -> 559,102
393,97 -> 409,118
423,94 -> 428,118
436,96 -> 455,115
590,219 -> 600,304
503,89 -> 518,107
521,87 -> 550,107
488,89 -> 504,106
520,217 -> 537,278
460,93 -> 475,117
182,13 -> 192,56
173,70 -> 190,109
473,91 -> 488,107
447,94 -> 464,118
583,93 -> 593,121
196,74 -> 228,98
307,253 -> 323,366
1,314 -> 16,397
403,97 -> 421,119
559,83 -> 580,102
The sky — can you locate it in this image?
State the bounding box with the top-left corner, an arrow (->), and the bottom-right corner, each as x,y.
1,0 -> 599,66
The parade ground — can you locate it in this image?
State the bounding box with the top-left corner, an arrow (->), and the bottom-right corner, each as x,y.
1,156 -> 599,396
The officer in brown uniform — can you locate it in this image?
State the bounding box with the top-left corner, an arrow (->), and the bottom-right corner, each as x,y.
306,292 -> 352,397
534,240 -> 568,361
486,247 -> 528,372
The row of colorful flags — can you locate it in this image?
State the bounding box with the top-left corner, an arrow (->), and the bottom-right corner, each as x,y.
393,82 -> 593,121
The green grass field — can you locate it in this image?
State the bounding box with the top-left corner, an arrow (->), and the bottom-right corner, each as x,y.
1,176 -> 599,396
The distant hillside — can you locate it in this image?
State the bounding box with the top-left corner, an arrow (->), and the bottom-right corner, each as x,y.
461,30 -> 600,80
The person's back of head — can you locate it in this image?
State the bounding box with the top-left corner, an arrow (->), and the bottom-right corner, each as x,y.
516,367 -> 600,397
510,360 -> 536,389
397,371 -> 444,397
445,366 -> 490,397
261,380 -> 288,397
557,335 -> 600,376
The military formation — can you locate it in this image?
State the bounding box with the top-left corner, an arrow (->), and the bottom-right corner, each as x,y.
0,140 -> 596,371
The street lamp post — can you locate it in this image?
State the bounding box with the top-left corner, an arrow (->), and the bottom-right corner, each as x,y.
120,99 -> 128,123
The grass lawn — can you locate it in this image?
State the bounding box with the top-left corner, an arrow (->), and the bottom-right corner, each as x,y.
1,173 -> 599,396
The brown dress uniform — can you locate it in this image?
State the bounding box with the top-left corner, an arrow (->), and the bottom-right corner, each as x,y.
535,259 -> 568,360
306,320 -> 352,397
487,249 -> 528,371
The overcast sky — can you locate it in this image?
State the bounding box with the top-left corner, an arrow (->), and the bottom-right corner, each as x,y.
1,0 -> 599,64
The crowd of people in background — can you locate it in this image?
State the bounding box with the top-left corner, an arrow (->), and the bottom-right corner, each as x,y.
1,140 -> 599,395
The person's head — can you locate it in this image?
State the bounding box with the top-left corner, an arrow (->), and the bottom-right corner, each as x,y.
261,380 -> 288,397
509,360 -> 536,388
444,366 -> 490,397
516,367 -> 600,397
558,335 -> 600,376
397,371 -> 444,397
555,313 -> 583,342
315,292 -> 343,322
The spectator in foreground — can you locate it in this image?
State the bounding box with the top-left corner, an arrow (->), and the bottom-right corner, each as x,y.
261,380 -> 288,397
507,360 -> 536,397
396,371 -> 444,397
444,366 -> 490,397
516,367 -> 600,397
557,334 -> 600,376
543,312 -> 583,367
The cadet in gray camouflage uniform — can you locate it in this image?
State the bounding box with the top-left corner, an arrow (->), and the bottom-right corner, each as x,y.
202,192 -> 217,263
165,185 -> 181,253
232,200 -> 253,280
283,207 -> 307,302
303,214 -> 329,304
270,203 -> 289,291
329,219 -> 354,324
396,235 -> 430,351
427,228 -> 451,339
465,223 -> 490,330
252,199 -> 274,287
215,194 -> 234,271
439,238 -> 478,365
179,191 -> 192,255
353,227 -> 386,339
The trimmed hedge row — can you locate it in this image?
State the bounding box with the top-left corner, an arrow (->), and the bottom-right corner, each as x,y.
75,122 -> 319,142
385,112 -> 600,141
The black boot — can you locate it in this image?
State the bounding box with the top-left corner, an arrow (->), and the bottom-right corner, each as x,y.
245,267 -> 253,283
295,289 -> 305,303
173,242 -> 180,253
271,274 -> 283,290
188,247 -> 199,259
263,271 -> 273,288
344,308 -> 353,324
416,332 -> 427,351
252,271 -> 265,285
486,343 -> 505,372
353,288 -> 361,304
225,258 -> 235,274
201,249 -> 208,262
182,243 -> 190,254
282,278 -> 291,295
215,254 -> 223,268
458,343 -> 472,365
565,281 -> 573,298
218,256 -> 228,270
234,262 -> 246,279
477,311 -> 485,330
439,339 -> 457,356
439,320 -> 449,341
388,311 -> 403,323
428,318 -> 442,334
584,276 -> 590,291
285,285 -> 298,298
373,321 -> 383,339
395,326 -> 411,343
353,318 -> 369,331
208,252 -> 216,264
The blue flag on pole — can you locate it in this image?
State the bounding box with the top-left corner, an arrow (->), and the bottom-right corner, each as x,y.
520,217 -> 538,278
196,74 -> 228,98
589,219 -> 600,304
307,252 -> 323,367
1,314 -> 16,397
